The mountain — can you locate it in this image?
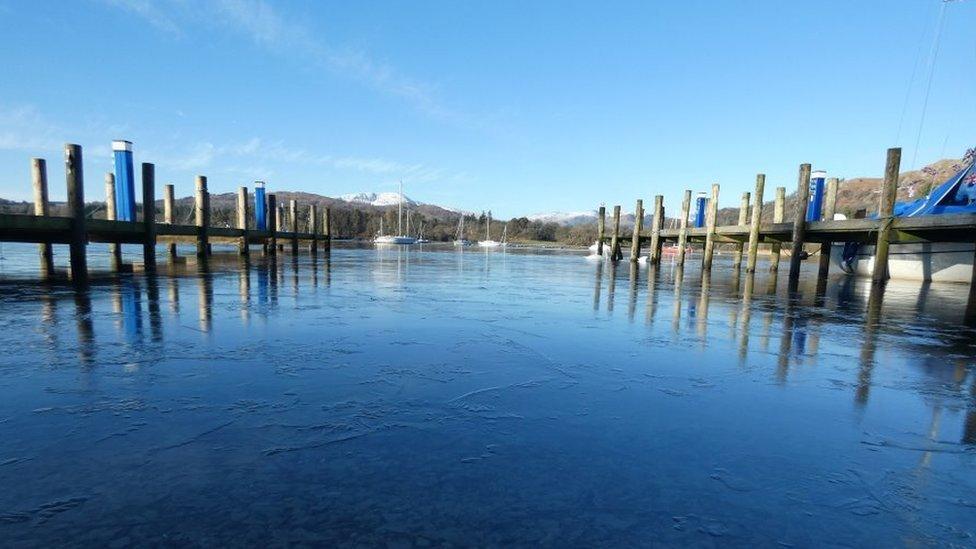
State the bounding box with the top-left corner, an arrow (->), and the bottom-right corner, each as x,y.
526,210 -> 598,226
339,191 -> 417,207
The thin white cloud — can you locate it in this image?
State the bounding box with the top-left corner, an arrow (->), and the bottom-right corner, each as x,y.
0,105 -> 65,152
100,0 -> 183,36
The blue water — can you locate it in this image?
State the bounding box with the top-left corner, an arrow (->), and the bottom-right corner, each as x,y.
0,243 -> 974,546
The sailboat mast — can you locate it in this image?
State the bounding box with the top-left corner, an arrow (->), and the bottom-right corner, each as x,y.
486,212 -> 491,240
397,179 -> 403,236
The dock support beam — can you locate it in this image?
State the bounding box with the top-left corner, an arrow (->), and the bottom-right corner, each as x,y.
290,200 -> 299,255
164,183 -> 177,259
195,176 -> 209,258
237,186 -> 249,255
702,183 -> 719,271
873,148 -> 902,284
597,205 -> 606,256
630,199 -> 643,262
65,144 -> 87,285
141,163 -> 156,272
309,203 -> 318,255
610,205 -> 622,261
676,190 -> 692,267
266,194 -> 278,256
323,207 -> 331,251
817,178 -> 839,280
649,196 -> 663,265
788,163 -> 812,288
732,192 -> 750,269
31,158 -> 54,280
770,187 -> 785,272
746,174 -> 765,273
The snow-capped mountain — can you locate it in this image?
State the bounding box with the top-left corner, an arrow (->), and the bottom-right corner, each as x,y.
526,210 -> 599,227
339,192 -> 417,207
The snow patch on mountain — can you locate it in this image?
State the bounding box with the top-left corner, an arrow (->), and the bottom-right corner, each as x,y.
526,210 -> 598,226
339,192 -> 417,207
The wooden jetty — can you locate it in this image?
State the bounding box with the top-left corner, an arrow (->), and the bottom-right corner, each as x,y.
596,147 -> 976,285
0,144 -> 332,283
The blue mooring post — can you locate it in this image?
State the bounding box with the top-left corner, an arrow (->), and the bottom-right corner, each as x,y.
806,170 -> 826,222
112,140 -> 137,221
255,181 -> 267,230
694,193 -> 707,228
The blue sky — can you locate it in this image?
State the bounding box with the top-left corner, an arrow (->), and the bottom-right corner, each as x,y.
0,0 -> 973,218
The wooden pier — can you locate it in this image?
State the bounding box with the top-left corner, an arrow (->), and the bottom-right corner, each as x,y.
596,147 -> 976,284
0,144 -> 331,283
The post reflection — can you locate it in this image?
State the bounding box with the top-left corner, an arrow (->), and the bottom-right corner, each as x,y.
198,268 -> 214,334
671,265 -> 684,334
238,256 -> 251,324
856,283 -> 885,406
628,261 -> 639,322
645,264 -> 659,326
696,271 -> 710,340
592,261 -> 603,312
73,289 -> 94,366
738,271 -> 756,362
606,262 -> 617,314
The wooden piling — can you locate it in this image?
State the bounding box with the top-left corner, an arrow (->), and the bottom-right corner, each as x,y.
267,193 -> 278,256
610,205 -> 622,261
276,205 -> 285,252
105,173 -> 123,270
732,192 -> 750,269
195,175 -> 209,258
770,187 -> 785,272
629,199 -> 643,262
746,174 -> 765,273
702,183 -> 720,271
31,158 -> 54,279
64,144 -> 87,284
141,163 -> 156,271
164,183 -> 177,258
289,200 -> 299,255
817,178 -> 839,280
308,203 -> 318,254
788,163 -> 812,287
237,186 -> 249,255
676,190 -> 692,266
323,207 -> 331,251
597,205 -> 606,256
873,148 -> 902,284
649,195 -> 664,265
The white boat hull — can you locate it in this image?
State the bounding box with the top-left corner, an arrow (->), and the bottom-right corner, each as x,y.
478,240 -> 502,248
831,242 -> 975,283
374,236 -> 417,245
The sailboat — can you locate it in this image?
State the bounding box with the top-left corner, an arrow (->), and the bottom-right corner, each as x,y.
453,215 -> 471,246
417,219 -> 430,244
478,212 -> 502,248
374,180 -> 417,245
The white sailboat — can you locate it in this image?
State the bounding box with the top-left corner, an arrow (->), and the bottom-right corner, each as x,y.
478,212 -> 501,248
453,215 -> 471,246
374,180 -> 417,245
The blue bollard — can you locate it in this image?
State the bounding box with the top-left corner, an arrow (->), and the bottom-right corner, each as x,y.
806,170 -> 826,222
255,181 -> 267,230
694,193 -> 707,228
112,140 -> 137,221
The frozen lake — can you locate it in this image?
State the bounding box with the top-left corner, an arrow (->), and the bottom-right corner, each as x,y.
0,243 -> 974,545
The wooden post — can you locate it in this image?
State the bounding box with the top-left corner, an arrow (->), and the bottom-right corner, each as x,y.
31,158 -> 54,279
65,144 -> 87,284
817,178 -> 840,280
629,199 -> 643,262
195,175 -> 209,258
289,200 -> 299,255
104,173 -> 123,271
266,193 -> 278,256
323,207 -> 332,251
308,203 -> 318,254
237,186 -> 249,255
746,174 -> 765,273
610,205 -> 622,261
597,205 -> 606,256
873,148 -> 902,284
788,163 -> 813,286
770,187 -> 785,272
702,183 -> 720,271
676,190 -> 692,267
649,195 -> 664,265
164,183 -> 177,258
141,163 -> 156,271
276,205 -> 285,251
732,192 -> 750,269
